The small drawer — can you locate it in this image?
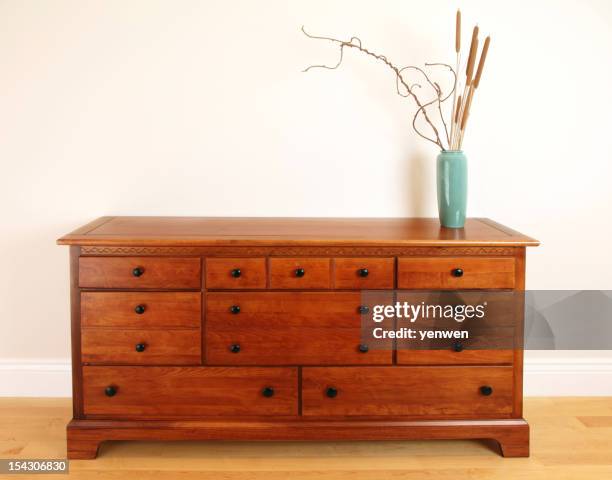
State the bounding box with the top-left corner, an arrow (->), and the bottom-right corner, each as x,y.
206,258 -> 266,289
81,329 -> 201,365
269,258 -> 330,289
81,292 -> 201,328
398,257 -> 515,289
302,366 -> 514,417
79,257 -> 201,289
334,258 -> 394,289
83,366 -> 298,417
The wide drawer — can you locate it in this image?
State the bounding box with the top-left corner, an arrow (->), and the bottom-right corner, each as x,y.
81,329 -> 201,365
334,257 -> 394,289
302,366 -> 514,417
81,292 -> 201,328
398,257 -> 515,289
79,257 -> 201,289
206,258 -> 267,289
82,366 -> 297,417
206,292 -> 393,365
269,258 -> 331,289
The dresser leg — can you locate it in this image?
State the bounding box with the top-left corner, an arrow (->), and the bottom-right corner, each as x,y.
496,425 -> 530,457
67,438 -> 101,459
66,421 -> 102,459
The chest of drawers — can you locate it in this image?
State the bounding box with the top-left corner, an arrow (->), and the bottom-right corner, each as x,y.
58,217 -> 538,459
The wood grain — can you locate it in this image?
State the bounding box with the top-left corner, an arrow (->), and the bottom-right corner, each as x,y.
302,366 -> 514,417
82,366 -> 298,417
333,257 -> 395,289
66,417 -> 529,459
206,292 -> 393,365
398,257 -> 515,289
79,257 -> 201,289
205,258 -> 266,289
57,217 -> 540,247
81,329 -> 201,365
70,246 -> 84,418
81,292 -> 201,328
269,258 -> 331,289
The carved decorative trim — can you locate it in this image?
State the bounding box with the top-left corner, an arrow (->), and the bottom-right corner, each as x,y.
80,245 -> 517,256
81,246 -> 205,255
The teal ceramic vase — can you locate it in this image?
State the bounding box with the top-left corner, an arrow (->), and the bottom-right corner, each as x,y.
436,150 -> 467,228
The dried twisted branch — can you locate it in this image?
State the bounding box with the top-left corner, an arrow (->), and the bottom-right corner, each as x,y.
400,63 -> 456,146
425,63 -> 457,145
302,26 -> 456,150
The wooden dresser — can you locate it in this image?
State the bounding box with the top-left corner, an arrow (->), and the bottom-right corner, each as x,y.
57,217 -> 538,459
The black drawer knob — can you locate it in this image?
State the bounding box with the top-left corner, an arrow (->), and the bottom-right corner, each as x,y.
135,343 -> 146,352
480,385 -> 493,396
230,305 -> 241,314
358,305 -> 370,315
326,387 -> 338,398
295,268 -> 305,277
104,386 -> 117,397
358,344 -> 369,353
453,341 -> 464,352
132,267 -> 144,277
358,268 -> 369,277
262,386 -> 275,398
134,304 -> 146,315
229,344 -> 241,353
452,268 -> 464,277
231,268 -> 241,278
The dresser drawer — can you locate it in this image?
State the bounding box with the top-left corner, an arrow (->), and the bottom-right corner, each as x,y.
79,257 -> 201,289
398,257 -> 515,289
206,258 -> 266,289
394,290 -> 517,365
334,258 -> 394,289
269,258 -> 331,289
81,329 -> 201,365
397,349 -> 514,365
206,292 -> 393,365
82,366 -> 297,417
302,366 -> 514,417
81,292 -> 201,328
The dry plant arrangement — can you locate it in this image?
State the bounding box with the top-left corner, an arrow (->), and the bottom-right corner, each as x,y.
302,10 -> 490,151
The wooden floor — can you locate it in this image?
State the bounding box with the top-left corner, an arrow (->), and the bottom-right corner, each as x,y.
1,398 -> 611,479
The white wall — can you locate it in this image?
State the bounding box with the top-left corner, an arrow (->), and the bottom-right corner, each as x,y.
1,0 -> 611,395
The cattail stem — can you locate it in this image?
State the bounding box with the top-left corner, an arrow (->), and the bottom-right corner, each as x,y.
450,51 -> 460,148
451,92 -> 462,148
465,26 -> 479,86
458,86 -> 475,148
449,9 -> 461,150
448,10 -> 490,150
455,9 -> 461,53
474,36 -> 490,89
454,84 -> 470,149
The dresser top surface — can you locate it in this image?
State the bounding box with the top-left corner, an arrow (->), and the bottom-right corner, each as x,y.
57,217 -> 539,247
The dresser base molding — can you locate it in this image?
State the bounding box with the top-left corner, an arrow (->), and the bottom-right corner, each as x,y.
66,418 -> 529,459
